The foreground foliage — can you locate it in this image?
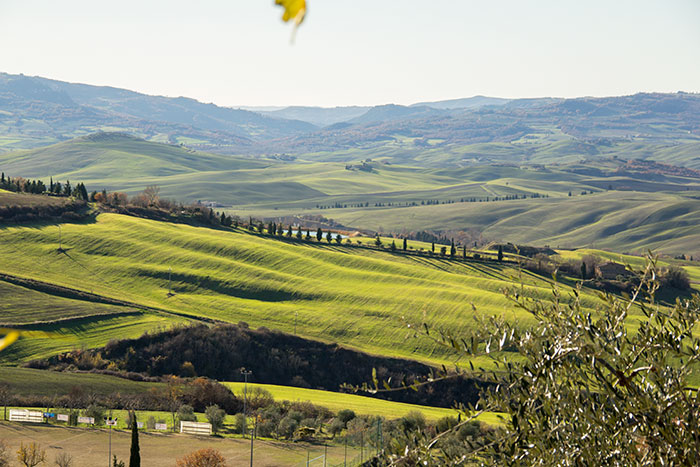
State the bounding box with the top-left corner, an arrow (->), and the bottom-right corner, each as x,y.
387,256 -> 700,465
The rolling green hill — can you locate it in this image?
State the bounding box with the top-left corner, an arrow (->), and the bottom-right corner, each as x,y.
2,133 -> 699,258
0,211 -> 612,367
310,190 -> 700,258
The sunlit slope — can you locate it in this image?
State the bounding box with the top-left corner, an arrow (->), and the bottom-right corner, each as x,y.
322,191 -> 700,257
0,213 -> 609,365
0,133 -> 268,181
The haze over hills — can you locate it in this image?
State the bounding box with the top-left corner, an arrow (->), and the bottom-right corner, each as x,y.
2,72 -> 699,163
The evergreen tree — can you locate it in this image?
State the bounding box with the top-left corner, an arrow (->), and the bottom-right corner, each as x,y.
326,231 -> 333,243
581,261 -> 587,280
1,172 -> 4,185
78,183 -> 88,200
64,180 -> 72,196
403,238 -> 407,251
129,411 -> 140,467
463,246 -> 467,258
221,212 -> 227,225
316,228 -> 323,241
498,245 -> 504,262
431,242 -> 435,253
48,176 -> 53,192
286,225 -> 292,237
450,239 -> 456,257
278,224 -> 284,236
296,227 -> 302,239
391,240 -> 396,252
375,235 -> 382,247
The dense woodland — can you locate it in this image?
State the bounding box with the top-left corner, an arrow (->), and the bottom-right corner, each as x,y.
28,324 -> 488,408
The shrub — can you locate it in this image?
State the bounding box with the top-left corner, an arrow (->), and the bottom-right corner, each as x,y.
177,404 -> 197,423
277,416 -> 298,439
661,265 -> 691,290
337,408 -> 356,425
399,410 -> 425,433
435,415 -> 458,433
84,404 -> 105,422
175,448 -> 227,467
205,405 -> 225,433
247,387 -> 274,410
328,418 -> 344,438
233,413 -> 246,434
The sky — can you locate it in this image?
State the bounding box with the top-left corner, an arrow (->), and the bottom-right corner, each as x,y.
1,0 -> 699,108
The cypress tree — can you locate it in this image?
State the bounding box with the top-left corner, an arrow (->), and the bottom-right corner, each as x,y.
316,228 -> 323,241
431,242 -> 435,253
498,245 -> 504,262
221,212 -> 227,225
581,261 -> 587,280
403,238 -> 407,251
450,239 -> 456,257
326,231 -> 333,243
129,411 -> 140,467
391,240 -> 396,252
463,246 -> 467,258
286,225 -> 292,237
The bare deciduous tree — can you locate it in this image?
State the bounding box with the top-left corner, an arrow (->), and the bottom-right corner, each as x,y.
17,442 -> 46,467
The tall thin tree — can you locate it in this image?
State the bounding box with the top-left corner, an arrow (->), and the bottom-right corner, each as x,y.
129,411 -> 140,467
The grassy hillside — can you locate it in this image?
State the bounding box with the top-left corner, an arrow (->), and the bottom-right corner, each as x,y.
0,212 -> 612,367
224,382 -> 499,422
2,134 -> 700,258
310,190 -> 700,258
0,133 -> 268,181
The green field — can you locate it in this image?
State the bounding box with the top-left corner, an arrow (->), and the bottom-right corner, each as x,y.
0,211 -> 615,368
0,368 -> 501,425
0,280 -> 141,325
224,382 -> 500,423
3,134 -> 700,258
312,190 -> 700,258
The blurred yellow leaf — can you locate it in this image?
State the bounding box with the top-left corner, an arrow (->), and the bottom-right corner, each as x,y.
0,329 -> 20,351
0,328 -> 54,352
275,0 -> 306,26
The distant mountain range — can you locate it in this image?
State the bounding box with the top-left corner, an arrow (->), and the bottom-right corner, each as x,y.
1,72 -> 699,157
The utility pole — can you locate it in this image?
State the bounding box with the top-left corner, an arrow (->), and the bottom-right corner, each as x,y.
241,369 -> 252,438
107,417 -> 117,467
249,416 -> 256,467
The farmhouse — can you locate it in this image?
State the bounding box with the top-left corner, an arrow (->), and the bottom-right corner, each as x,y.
595,261 -> 632,280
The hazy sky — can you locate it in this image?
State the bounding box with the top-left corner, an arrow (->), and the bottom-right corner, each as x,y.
1,0 -> 699,107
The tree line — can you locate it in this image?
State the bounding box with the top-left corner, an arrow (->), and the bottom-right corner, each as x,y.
312,192 -> 549,211
1,172 -> 89,200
